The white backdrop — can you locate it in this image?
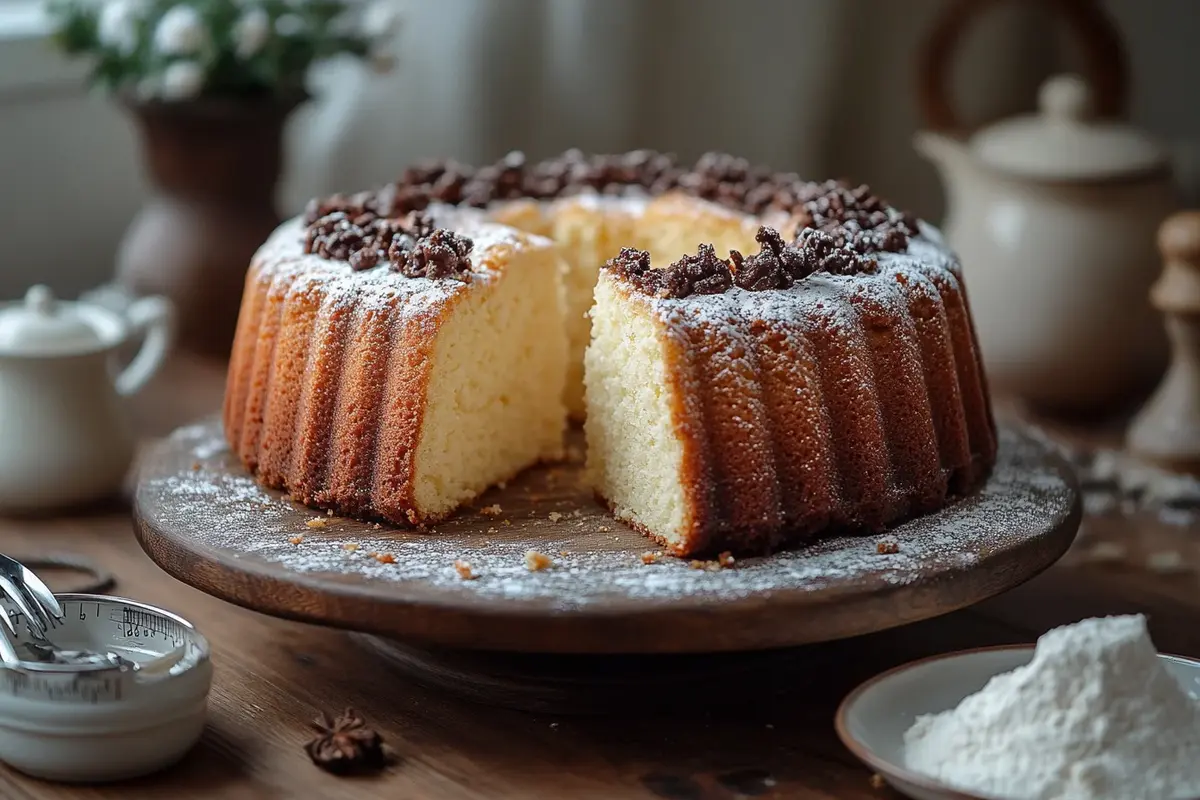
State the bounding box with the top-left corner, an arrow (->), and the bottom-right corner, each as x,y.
1,0 -> 1198,300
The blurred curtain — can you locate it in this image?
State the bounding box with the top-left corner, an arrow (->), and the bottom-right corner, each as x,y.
284,0 -> 1064,220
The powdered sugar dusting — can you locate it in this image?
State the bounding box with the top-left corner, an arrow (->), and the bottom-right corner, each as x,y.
250,213 -> 542,312
141,420 -> 1075,609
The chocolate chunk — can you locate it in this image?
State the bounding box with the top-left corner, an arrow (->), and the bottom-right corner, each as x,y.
608,244 -> 732,299
391,227 -> 474,280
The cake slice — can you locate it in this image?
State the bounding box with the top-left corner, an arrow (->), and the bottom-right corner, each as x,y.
584,223 -> 994,557
225,211 -> 568,526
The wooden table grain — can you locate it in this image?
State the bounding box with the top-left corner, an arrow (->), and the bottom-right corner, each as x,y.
1,357 -> 1196,800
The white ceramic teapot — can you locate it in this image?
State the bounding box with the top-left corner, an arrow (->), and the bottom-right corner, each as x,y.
916,71 -> 1177,413
0,286 -> 173,511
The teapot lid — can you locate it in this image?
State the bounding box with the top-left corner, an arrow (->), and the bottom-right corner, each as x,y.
970,74 -> 1168,182
0,286 -> 122,356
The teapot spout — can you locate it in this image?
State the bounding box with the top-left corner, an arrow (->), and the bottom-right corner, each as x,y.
913,130 -> 973,176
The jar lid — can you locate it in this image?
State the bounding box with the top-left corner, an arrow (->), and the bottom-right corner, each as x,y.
0,286 -> 119,356
969,74 -> 1168,182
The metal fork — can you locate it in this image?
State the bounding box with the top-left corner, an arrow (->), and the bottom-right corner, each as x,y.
0,554 -> 64,644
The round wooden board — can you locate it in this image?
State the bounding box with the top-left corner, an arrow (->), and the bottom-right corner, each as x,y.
134,418 -> 1080,654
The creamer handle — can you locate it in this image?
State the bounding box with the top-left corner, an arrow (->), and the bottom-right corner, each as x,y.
116,296 -> 175,397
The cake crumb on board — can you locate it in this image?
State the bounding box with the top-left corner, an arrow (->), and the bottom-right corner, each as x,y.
454,560 -> 477,580
288,534 -> 304,545
480,504 -> 503,517
525,550 -> 553,571
306,517 -> 329,530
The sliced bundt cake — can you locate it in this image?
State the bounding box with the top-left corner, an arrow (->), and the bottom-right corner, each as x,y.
224,208 -> 568,526
584,193 -> 995,556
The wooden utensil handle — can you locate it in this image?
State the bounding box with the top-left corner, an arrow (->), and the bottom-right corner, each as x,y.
917,0 -> 1128,134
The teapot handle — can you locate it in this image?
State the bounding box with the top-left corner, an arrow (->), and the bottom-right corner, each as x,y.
116,296 -> 175,397
917,0 -> 1128,134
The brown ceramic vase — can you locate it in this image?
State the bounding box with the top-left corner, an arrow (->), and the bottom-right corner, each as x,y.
114,95 -> 303,359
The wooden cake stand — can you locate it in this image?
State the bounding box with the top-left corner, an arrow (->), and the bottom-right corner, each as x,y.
135,418 -> 1078,710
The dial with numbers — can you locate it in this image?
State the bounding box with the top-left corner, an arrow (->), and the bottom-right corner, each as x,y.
0,593 -> 212,782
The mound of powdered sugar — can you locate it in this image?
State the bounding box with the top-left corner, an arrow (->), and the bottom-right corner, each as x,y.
904,615 -> 1200,799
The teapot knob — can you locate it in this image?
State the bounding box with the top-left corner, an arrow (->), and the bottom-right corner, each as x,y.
24,285 -> 55,316
1039,74 -> 1094,123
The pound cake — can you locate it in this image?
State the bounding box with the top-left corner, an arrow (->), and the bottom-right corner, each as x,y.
224,149 -> 995,548
585,190 -> 995,556
224,209 -> 568,526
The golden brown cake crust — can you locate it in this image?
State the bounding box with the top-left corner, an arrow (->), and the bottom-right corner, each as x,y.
593,215 -> 997,558
224,215 -> 555,527
229,150 -> 995,551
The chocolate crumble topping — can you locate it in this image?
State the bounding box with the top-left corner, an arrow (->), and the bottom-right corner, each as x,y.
390,227 -> 474,280
305,207 -> 472,280
300,150 -> 918,272
786,179 -> 918,254
612,225 -> 876,299
608,245 -> 734,299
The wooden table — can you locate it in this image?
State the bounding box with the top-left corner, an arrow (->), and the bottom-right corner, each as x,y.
3,357 -> 1198,800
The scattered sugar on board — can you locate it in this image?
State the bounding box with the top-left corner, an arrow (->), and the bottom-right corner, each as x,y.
903,615 -> 1200,800
146,423 -> 1070,608
1060,442 -> 1200,526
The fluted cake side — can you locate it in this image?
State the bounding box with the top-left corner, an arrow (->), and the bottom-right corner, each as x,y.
224,217 -> 568,526
584,221 -> 996,557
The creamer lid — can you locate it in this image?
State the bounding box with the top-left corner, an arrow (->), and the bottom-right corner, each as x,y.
0,286 -> 121,356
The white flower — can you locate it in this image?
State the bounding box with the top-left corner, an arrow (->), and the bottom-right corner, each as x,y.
233,8 -> 270,59
153,6 -> 208,56
274,13 -> 306,38
97,0 -> 142,56
159,60 -> 205,100
361,2 -> 399,41
135,76 -> 158,101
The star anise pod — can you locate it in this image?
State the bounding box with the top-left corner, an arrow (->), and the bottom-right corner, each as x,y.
305,708 -> 387,775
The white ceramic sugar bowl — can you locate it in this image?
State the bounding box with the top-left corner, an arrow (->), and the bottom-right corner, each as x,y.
916,74 -> 1178,413
0,286 -> 173,511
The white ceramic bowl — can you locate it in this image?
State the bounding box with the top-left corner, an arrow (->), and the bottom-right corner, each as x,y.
835,645 -> 1200,800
